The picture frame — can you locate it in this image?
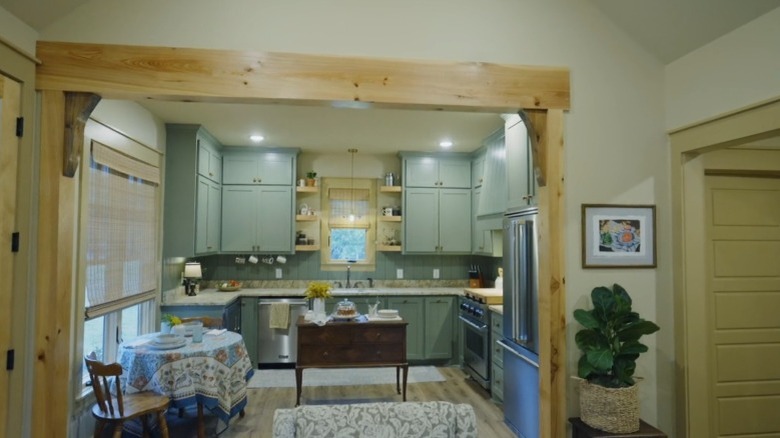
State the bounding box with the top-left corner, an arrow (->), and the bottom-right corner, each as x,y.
581,204 -> 656,268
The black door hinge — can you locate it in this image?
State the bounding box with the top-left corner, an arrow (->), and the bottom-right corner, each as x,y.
15,117 -> 23,137
6,349 -> 14,370
11,232 -> 19,253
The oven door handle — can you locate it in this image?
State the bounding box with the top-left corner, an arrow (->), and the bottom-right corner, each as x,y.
458,315 -> 488,332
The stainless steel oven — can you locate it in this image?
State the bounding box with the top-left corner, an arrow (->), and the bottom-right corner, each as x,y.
459,296 -> 490,390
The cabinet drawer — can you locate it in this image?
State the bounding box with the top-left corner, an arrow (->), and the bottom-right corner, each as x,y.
298,326 -> 345,345
492,339 -> 504,368
299,345 -> 405,365
491,362 -> 504,401
353,327 -> 405,344
491,312 -> 503,334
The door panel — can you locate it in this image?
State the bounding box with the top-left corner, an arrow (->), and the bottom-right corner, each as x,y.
221,186 -> 257,251
438,189 -> 471,253
404,188 -> 438,252
706,175 -> 780,437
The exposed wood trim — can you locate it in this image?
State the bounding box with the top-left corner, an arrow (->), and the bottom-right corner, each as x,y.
35,90 -> 75,436
535,109 -> 566,438
36,41 -> 570,112
63,92 -> 101,177
34,42 -> 570,436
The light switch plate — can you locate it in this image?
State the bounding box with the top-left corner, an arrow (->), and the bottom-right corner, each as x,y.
396,268 -> 404,279
275,268 -> 283,279
433,268 -> 440,279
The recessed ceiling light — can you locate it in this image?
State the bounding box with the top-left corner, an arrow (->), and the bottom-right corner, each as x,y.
250,134 -> 265,143
439,140 -> 453,148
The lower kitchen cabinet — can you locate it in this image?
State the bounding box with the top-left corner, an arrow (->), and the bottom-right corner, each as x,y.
424,296 -> 454,360
387,296 -> 424,360
240,297 -> 259,367
491,309 -> 504,403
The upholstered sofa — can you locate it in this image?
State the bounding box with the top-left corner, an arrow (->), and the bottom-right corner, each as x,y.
272,401 -> 478,437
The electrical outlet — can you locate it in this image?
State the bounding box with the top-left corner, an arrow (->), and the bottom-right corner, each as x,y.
396,268 -> 404,279
433,268 -> 440,279
275,268 -> 283,279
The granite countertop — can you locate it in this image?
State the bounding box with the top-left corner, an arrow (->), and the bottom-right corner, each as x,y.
163,287 -> 467,306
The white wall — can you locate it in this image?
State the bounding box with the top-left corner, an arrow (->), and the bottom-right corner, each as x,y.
665,7 -> 780,130
91,99 -> 166,150
39,0 -> 671,430
0,5 -> 37,56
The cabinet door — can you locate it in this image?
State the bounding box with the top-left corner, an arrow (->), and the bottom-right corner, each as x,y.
472,187 -> 483,253
196,176 -> 220,254
257,186 -> 293,252
424,296 -> 453,360
505,116 -> 532,210
197,134 -> 221,183
240,297 -> 258,367
438,189 -> 471,253
256,153 -> 294,185
472,153 -> 485,188
388,296 -> 424,360
221,186 -> 258,251
438,159 -> 471,188
222,155 -> 260,185
403,188 -> 439,253
404,157 -> 439,187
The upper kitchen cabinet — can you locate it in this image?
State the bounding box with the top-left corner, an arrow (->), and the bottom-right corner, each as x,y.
471,149 -> 485,189
222,149 -> 294,185
222,185 -> 294,253
402,154 -> 471,188
504,114 -> 536,210
404,187 -> 471,253
163,124 -> 223,257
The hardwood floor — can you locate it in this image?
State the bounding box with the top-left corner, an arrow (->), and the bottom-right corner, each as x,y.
190,366 -> 516,437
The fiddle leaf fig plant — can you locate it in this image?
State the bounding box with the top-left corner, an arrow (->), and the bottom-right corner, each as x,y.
574,283 -> 660,388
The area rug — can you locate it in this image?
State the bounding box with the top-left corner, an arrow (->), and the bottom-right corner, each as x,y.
248,366 -> 444,389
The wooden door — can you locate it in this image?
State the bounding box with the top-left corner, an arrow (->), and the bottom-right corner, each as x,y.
705,175 -> 780,436
0,73 -> 21,438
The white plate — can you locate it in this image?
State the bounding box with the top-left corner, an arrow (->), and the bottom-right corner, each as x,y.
147,339 -> 187,349
154,334 -> 184,344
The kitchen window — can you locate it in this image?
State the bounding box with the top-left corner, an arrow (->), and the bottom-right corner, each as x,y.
320,177 -> 376,270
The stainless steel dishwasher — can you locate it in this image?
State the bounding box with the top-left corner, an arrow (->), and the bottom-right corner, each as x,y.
257,297 -> 309,365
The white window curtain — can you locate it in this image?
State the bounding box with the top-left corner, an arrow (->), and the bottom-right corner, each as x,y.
84,141 -> 160,319
329,188 -> 370,226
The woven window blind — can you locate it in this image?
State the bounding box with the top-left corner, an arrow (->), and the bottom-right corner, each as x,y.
84,141 -> 160,319
329,188 -> 369,224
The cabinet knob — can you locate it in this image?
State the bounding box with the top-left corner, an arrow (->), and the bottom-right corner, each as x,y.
209,172 -> 213,177
257,177 -> 262,183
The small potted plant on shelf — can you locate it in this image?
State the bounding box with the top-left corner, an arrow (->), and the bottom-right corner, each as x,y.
305,281 -> 332,317
305,171 -> 317,187
160,313 -> 182,334
574,283 -> 660,434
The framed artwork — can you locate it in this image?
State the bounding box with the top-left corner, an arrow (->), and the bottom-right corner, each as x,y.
581,204 -> 656,268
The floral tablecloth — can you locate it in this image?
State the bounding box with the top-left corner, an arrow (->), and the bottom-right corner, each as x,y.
118,331 -> 254,424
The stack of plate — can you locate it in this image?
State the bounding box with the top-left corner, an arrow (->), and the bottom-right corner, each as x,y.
377,309 -> 399,319
149,333 -> 186,349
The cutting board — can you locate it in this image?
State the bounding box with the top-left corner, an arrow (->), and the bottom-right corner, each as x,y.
463,288 -> 503,304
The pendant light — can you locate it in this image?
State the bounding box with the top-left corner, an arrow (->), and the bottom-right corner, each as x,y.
348,148 -> 357,222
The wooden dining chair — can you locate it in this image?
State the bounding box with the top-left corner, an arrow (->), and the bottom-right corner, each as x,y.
84,355 -> 171,438
180,316 -> 223,328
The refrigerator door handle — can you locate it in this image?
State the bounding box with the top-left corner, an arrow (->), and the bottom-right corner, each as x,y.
458,315 -> 489,332
497,339 -> 539,367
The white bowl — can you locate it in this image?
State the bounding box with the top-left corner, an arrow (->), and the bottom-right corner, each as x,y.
155,333 -> 181,344
377,309 -> 399,318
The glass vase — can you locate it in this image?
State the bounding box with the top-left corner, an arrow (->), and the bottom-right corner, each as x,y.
313,298 -> 326,317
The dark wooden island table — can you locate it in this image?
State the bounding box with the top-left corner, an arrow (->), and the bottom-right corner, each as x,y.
295,316 -> 408,406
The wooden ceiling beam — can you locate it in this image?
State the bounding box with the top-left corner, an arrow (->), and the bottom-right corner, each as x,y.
36,41 -> 570,113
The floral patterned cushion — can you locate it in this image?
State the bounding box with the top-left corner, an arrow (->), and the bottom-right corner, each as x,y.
272,401 -> 478,438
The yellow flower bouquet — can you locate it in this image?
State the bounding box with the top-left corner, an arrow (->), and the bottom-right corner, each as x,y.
304,281 -> 333,299
161,313 -> 182,326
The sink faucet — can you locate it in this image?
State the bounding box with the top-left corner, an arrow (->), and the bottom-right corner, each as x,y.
346,264 -> 352,289
333,281 -> 343,288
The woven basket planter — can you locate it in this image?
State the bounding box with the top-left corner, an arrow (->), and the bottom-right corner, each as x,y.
579,380 -> 639,433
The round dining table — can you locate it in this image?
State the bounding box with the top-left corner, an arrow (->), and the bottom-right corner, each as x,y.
118,330 -> 254,437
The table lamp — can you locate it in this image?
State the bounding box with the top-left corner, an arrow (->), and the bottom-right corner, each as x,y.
183,262 -> 202,296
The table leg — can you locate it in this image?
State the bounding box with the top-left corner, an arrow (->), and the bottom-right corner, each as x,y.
295,367 -> 303,406
197,402 -> 205,438
396,366 -> 401,394
402,365 -> 408,401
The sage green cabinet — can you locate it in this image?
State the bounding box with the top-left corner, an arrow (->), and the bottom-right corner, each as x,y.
472,150 -> 485,189
404,188 -> 471,253
471,187 -> 502,257
163,124 -> 222,257
491,309 -> 504,402
196,176 -> 221,254
387,296 -> 424,360
221,185 -> 293,253
403,156 -> 471,188
222,151 -> 294,185
505,114 -> 535,209
424,296 -> 454,360
240,297 -> 258,367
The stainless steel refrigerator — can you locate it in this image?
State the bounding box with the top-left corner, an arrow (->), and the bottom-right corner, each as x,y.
498,206 -> 540,438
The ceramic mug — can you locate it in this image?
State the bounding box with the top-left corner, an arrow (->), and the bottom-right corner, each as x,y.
382,207 -> 393,216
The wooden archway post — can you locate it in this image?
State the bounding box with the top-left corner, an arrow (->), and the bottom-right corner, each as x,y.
34,41 -> 569,437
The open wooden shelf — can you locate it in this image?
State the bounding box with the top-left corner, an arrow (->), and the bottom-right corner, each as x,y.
379,185 -> 402,193
377,244 -> 402,252
296,214 -> 319,221
295,244 -> 320,251
379,216 -> 402,222
296,186 -> 319,193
